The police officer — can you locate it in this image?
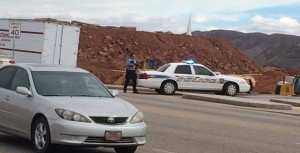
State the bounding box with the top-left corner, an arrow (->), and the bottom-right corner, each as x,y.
123,52 -> 139,93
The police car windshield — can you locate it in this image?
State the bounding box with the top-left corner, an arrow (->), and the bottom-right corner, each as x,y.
157,64 -> 170,72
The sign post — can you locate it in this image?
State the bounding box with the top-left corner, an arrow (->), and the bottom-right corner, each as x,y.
9,21 -> 21,58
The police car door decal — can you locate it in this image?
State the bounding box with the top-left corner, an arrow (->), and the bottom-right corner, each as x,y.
174,65 -> 195,89
192,65 -> 222,90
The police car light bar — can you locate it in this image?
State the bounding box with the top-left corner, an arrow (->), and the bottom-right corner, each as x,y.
184,60 -> 195,64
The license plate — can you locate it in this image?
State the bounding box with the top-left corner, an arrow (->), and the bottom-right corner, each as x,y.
105,131 -> 122,141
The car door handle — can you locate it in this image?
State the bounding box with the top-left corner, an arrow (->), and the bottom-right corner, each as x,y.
4,96 -> 10,100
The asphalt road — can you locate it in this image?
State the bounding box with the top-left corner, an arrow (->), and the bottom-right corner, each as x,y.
1,91 -> 300,153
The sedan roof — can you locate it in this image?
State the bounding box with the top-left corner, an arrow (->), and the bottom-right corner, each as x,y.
7,64 -> 89,73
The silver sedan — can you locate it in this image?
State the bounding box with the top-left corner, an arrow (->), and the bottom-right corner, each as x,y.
0,64 -> 146,153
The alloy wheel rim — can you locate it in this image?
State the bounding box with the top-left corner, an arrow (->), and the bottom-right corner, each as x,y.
35,123 -> 47,149
228,85 -> 237,95
164,83 -> 175,94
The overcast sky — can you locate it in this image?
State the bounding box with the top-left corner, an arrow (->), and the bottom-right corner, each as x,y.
1,0 -> 300,36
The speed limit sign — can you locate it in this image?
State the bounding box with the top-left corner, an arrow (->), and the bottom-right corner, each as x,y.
9,21 -> 21,37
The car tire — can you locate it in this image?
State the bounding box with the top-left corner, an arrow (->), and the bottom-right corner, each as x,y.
214,91 -> 224,95
114,146 -> 137,153
31,117 -> 52,153
249,80 -> 253,92
160,81 -> 176,95
224,83 -> 238,96
155,89 -> 162,94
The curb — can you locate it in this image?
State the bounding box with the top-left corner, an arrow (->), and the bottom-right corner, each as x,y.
105,84 -> 156,93
182,93 -> 292,110
106,84 -> 187,95
270,98 -> 300,107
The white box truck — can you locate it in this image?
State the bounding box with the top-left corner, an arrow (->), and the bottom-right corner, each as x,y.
0,19 -> 80,67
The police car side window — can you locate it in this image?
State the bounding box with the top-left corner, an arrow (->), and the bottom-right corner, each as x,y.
193,66 -> 213,76
174,65 -> 192,74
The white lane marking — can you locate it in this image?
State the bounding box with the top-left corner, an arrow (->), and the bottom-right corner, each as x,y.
152,148 -> 176,153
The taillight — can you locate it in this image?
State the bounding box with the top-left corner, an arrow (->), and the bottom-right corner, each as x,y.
9,59 -> 15,64
140,73 -> 148,79
0,61 -> 3,64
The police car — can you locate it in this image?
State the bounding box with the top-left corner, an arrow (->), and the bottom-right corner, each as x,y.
137,60 -> 251,96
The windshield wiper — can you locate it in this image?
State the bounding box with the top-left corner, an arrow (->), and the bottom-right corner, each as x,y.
41,94 -> 110,97
71,95 -> 109,97
42,94 -> 64,96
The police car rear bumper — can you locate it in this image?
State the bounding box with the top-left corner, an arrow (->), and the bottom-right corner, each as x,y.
137,79 -> 163,89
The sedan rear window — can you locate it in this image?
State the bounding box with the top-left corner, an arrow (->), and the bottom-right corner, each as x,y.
32,71 -> 112,97
157,64 -> 170,72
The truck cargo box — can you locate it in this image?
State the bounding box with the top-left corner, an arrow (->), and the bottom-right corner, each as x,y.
0,19 -> 80,67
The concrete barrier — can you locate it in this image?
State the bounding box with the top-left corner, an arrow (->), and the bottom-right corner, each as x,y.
270,98 -> 300,107
183,93 -> 292,110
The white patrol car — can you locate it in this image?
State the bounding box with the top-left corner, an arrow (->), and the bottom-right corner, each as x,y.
137,61 -> 251,96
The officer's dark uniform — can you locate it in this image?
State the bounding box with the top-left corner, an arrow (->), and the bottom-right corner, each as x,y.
123,58 -> 138,93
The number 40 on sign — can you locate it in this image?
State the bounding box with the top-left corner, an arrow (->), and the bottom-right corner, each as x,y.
9,21 -> 21,37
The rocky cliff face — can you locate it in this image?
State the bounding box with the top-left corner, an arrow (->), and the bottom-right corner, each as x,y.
77,25 -> 261,84
193,30 -> 300,70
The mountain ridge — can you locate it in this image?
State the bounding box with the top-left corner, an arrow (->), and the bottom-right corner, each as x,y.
193,30 -> 300,70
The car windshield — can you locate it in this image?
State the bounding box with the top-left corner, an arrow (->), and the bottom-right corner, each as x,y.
32,71 -> 112,97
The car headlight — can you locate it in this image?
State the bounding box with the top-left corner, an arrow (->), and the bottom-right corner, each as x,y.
240,80 -> 247,85
245,79 -> 250,85
130,111 -> 144,124
55,109 -> 91,123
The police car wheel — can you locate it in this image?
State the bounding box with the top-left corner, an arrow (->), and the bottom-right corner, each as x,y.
224,83 -> 237,96
155,89 -> 162,94
161,81 -> 176,95
215,91 -> 224,95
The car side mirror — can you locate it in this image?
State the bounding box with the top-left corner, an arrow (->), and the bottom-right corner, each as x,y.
214,72 -> 221,75
111,90 -> 119,97
16,87 -> 32,96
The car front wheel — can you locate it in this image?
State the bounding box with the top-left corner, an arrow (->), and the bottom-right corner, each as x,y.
160,81 -> 176,95
114,146 -> 137,153
214,91 -> 224,95
32,117 -> 52,153
154,89 -> 162,94
224,83 -> 238,96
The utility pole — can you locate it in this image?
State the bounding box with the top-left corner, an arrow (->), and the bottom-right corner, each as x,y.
187,14 -> 192,36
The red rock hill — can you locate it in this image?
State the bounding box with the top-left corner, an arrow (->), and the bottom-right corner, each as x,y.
77,25 -> 261,85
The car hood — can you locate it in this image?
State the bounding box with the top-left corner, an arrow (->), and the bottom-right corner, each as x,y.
218,74 -> 245,83
42,96 -> 138,117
